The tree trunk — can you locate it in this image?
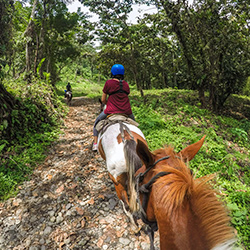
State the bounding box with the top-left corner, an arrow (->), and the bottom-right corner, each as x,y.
34,33 -> 39,75
24,0 -> 37,75
38,0 -> 47,79
25,41 -> 31,72
198,87 -> 205,108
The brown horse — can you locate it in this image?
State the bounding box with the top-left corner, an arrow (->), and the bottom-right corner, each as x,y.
135,136 -> 235,250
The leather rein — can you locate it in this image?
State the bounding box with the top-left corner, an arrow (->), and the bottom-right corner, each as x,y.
135,156 -> 172,250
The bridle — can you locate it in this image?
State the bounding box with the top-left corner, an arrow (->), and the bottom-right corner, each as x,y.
135,156 -> 172,250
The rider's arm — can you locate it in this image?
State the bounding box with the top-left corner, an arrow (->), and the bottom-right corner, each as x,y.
101,92 -> 107,104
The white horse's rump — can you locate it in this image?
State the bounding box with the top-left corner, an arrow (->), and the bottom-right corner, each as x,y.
98,123 -> 145,179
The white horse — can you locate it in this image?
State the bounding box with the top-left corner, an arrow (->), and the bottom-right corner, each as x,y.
97,115 -> 147,225
65,91 -> 72,105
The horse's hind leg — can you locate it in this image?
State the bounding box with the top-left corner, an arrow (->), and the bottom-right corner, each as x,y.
109,173 -> 139,230
109,173 -> 130,210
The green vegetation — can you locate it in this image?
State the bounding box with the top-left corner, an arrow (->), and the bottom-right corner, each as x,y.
0,71 -> 103,200
56,64 -> 104,99
81,0 -> 250,112
130,89 -> 249,249
0,0 -> 249,248
0,78 -> 64,199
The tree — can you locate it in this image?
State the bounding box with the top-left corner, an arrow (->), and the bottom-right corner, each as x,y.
8,0 -> 94,84
0,0 -> 14,75
0,0 -> 20,140
155,0 -> 250,111
79,1 -> 180,91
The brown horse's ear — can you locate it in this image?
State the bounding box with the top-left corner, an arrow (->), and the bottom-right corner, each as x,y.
178,135 -> 206,162
136,139 -> 154,168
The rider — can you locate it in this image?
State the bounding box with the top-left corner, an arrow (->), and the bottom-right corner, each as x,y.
66,82 -> 72,92
64,82 -> 72,97
92,64 -> 135,151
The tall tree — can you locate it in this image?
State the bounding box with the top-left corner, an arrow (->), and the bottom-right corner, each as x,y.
9,0 -> 94,83
0,0 -> 14,74
0,0 -> 19,139
24,0 -> 37,77
79,1 -> 179,90
154,0 -> 250,111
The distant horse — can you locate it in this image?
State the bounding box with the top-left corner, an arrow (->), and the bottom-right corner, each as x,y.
65,91 -> 72,105
135,136 -> 235,250
96,105 -> 146,226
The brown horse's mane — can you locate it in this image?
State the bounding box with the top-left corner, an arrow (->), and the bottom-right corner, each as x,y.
153,147 -> 235,248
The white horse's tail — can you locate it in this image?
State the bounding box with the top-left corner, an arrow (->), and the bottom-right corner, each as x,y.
123,139 -> 142,212
211,239 -> 236,250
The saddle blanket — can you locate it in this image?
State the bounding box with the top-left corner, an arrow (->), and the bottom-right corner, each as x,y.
95,114 -> 139,132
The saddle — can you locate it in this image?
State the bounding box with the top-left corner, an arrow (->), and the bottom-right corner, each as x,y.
95,114 -> 139,133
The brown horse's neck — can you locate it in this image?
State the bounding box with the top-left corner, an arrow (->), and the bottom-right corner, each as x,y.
152,183 -> 209,250
149,163 -> 234,250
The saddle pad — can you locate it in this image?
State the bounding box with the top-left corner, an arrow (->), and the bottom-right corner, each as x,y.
95,114 -> 139,132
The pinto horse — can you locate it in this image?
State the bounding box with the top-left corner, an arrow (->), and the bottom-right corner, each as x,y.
65,91 -> 72,105
97,117 -> 147,225
135,136 -> 235,250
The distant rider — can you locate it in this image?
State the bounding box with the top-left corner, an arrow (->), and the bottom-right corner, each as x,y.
65,82 -> 72,97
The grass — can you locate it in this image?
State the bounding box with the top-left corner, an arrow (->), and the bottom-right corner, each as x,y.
0,78 -> 64,199
55,78 -> 103,100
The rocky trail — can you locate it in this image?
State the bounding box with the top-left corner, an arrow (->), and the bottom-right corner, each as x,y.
0,97 -> 159,250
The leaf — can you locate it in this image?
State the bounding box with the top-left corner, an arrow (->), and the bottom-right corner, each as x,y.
3,120 -> 8,129
75,207 -> 84,215
234,211 -> 244,217
228,166 -> 233,175
37,58 -> 46,77
0,144 -> 6,153
87,198 -> 95,205
47,174 -> 53,180
98,194 -> 105,199
227,203 -> 239,211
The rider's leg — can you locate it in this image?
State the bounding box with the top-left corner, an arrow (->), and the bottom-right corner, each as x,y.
129,113 -> 135,121
93,135 -> 98,144
92,111 -> 107,150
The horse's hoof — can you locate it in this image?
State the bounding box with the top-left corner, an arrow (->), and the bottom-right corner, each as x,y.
130,224 -> 142,235
134,230 -> 141,236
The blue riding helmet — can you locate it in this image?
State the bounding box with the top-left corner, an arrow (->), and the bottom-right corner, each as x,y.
111,64 -> 125,76
64,90 -> 67,93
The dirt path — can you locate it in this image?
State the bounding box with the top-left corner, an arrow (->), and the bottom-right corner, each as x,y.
0,97 -> 159,250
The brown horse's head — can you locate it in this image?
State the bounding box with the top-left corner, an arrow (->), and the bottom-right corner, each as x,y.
136,136 -> 235,250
